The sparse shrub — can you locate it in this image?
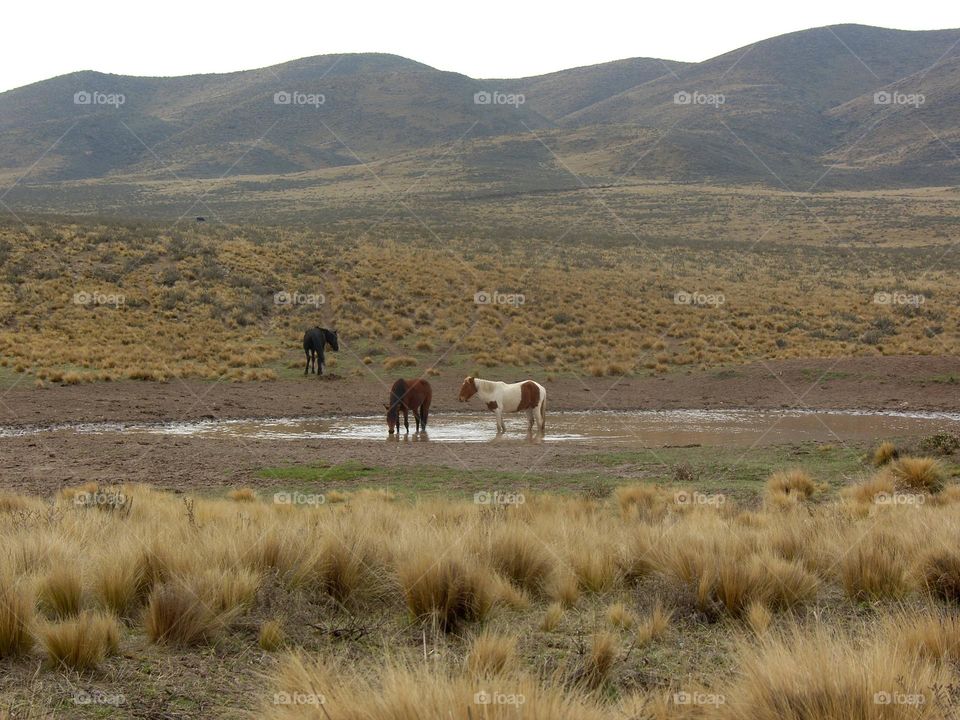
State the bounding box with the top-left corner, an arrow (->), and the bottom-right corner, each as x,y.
918,432 -> 960,456
384,356 -> 417,370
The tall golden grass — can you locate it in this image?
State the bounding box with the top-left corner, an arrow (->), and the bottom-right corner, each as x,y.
2,474 -> 960,715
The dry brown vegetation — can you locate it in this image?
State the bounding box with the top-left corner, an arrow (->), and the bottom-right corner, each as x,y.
1,217 -> 958,383
2,464 -> 960,717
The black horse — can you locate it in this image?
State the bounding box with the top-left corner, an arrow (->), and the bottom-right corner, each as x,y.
303,327 -> 339,375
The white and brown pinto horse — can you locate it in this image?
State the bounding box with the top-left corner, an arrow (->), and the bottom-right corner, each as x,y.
458,376 -> 546,434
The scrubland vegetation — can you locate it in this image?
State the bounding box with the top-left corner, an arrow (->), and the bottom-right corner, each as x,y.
2,446 -> 960,717
0,217 -> 957,384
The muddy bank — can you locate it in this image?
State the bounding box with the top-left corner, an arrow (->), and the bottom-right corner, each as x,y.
0,356 -> 958,429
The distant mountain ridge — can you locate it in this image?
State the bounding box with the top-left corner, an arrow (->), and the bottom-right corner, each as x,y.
0,24 -> 958,203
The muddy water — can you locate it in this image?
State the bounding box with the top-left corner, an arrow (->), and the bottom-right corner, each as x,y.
3,410 -> 958,447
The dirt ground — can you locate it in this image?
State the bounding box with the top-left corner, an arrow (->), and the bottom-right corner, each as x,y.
1,356 -> 958,495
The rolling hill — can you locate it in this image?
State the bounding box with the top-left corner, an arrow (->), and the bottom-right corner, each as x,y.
0,23 -> 958,218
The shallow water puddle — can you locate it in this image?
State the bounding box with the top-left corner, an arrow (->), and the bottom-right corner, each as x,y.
3,409 -> 959,446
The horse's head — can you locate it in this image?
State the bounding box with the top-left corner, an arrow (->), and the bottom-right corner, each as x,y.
384,403 -> 398,434
458,376 -> 477,402
327,329 -> 339,351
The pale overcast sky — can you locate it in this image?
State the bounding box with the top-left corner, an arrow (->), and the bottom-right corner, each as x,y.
2,1 -> 958,92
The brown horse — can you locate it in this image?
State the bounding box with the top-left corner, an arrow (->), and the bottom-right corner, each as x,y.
385,379 -> 432,434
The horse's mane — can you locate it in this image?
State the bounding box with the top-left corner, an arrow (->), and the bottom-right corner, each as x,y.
388,379 -> 407,417
473,378 -> 495,393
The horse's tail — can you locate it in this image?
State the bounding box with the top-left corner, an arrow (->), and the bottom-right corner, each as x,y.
539,389 -> 546,428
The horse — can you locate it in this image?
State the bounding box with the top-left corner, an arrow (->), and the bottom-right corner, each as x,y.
458,376 -> 546,434
302,327 -> 339,375
385,378 -> 432,434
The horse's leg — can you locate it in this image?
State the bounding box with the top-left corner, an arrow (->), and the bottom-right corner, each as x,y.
403,408 -> 410,433
412,408 -> 421,433
495,407 -> 505,434
421,402 -> 428,431
304,349 -> 310,375
527,408 -> 534,433
318,349 -> 324,376
538,398 -> 546,433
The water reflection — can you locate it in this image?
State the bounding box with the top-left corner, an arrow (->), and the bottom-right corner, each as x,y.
3,409 -> 959,447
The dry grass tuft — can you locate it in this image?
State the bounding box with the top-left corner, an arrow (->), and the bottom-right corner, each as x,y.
258,619 -> 286,652
0,579 -> 34,658
541,602 -> 564,631
606,602 -> 636,629
873,441 -> 899,466
466,630 -> 517,677
723,624 -> 948,719
917,547 -> 960,603
144,582 -> 222,647
398,554 -> 492,632
488,525 -> 555,595
580,632 -> 619,689
888,457 -> 946,493
765,468 -> 823,504
745,600 -> 772,636
41,611 -> 120,670
38,565 -> 83,619
226,488 -> 258,502
840,533 -> 909,600
636,601 -> 672,646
